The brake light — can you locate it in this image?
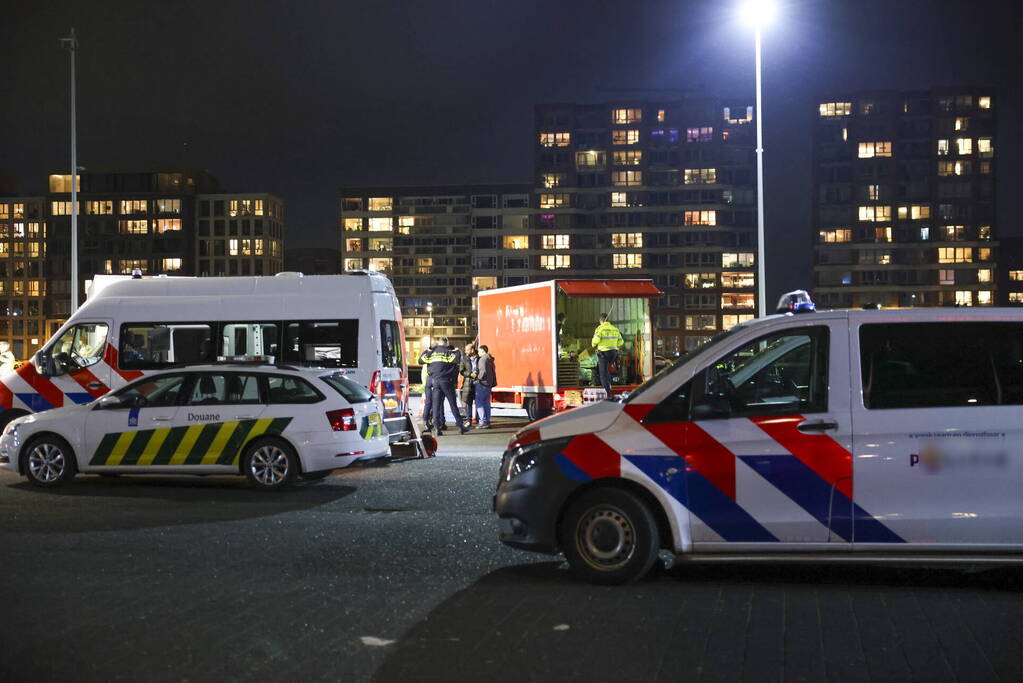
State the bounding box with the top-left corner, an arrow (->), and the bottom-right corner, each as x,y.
370,370 -> 381,396
326,408 -> 357,431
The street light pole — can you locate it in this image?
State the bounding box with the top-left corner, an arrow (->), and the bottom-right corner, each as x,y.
60,28 -> 79,312
754,22 -> 767,318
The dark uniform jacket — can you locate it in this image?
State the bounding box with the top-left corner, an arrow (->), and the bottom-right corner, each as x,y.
426,345 -> 460,385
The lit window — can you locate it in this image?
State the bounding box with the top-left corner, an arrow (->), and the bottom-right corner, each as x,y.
656,108 -> 665,122
1009,271 -> 1023,282
977,137 -> 993,157
723,106 -> 753,124
610,192 -> 628,208
720,271 -> 755,288
685,315 -> 717,331
156,219 -> 181,233
612,129 -> 640,145
684,210 -> 716,226
857,141 -> 892,158
157,199 -> 180,214
575,150 -> 606,169
977,290 -> 992,306
978,247 -> 992,261
722,253 -> 754,268
954,117 -> 969,131
12,204 -> 24,218
721,293 -> 755,309
858,206 -> 891,222
343,218 -> 363,231
48,174 -> 80,192
398,216 -> 415,229
86,201 -> 113,215
345,238 -> 361,252
368,258 -> 391,273
368,217 -> 392,231
473,277 -> 498,290
542,173 -> 565,188
875,227 -> 893,243
119,259 -> 147,274
938,247 -> 972,263
611,170 -> 642,186
955,291 -> 973,307
722,314 -> 754,329
503,235 -> 529,249
416,257 -> 433,274
253,239 -> 264,255
684,168 -> 717,184
612,253 -> 642,269
612,108 -> 642,124
1011,293 -> 1023,304
943,225 -> 966,241
613,150 -> 643,166
867,184 -> 880,200
50,201 -> 74,215
686,127 -> 713,142
160,258 -> 182,271
939,269 -> 955,285
0,204 -> 7,219
344,258 -> 364,271
120,200 -> 149,214
368,197 -> 393,211
539,193 -> 568,209
937,139 -> 949,156
955,138 -> 973,155
818,102 -> 852,117
541,234 -> 569,249
611,232 -> 643,248
539,132 -> 571,147
819,229 -> 852,243
228,239 -> 239,256
907,205 -> 930,219
978,226 -> 992,240
540,254 -> 570,270
102,259 -> 113,274
979,96 -> 991,109
118,220 -> 149,235
977,269 -> 992,283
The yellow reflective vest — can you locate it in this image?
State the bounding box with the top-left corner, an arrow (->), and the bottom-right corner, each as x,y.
591,322 -> 624,351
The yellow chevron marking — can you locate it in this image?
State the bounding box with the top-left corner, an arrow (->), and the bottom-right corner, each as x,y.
106,431 -> 138,466
136,428 -> 170,466
231,418 -> 274,465
200,421 -> 238,465
169,424 -> 205,465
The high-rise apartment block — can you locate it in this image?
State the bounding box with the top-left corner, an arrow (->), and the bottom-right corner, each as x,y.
812,89 -> 997,308
0,197 -> 50,358
195,193 -> 285,277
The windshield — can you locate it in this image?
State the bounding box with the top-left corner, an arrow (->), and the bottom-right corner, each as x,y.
625,325 -> 744,403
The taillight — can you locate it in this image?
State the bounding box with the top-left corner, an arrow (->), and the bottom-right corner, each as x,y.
326,408 -> 357,431
369,370 -> 381,396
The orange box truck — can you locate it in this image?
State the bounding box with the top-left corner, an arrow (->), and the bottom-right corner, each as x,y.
476,279 -> 661,421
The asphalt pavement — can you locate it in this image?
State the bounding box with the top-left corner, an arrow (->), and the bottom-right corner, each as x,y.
2,414 -> 1023,682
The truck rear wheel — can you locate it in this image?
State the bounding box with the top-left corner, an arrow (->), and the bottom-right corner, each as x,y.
524,397 -> 551,422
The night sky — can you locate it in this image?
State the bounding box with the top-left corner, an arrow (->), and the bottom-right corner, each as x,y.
3,0 -> 1020,297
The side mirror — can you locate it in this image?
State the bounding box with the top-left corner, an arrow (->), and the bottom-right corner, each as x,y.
96,394 -> 143,410
96,394 -> 123,409
33,351 -> 52,378
691,396 -> 731,420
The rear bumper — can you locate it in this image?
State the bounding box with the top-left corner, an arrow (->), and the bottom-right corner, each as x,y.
297,431 -> 390,474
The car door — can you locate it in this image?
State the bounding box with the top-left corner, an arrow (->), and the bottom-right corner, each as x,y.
851,319 -> 1023,548
83,373 -> 190,469
680,317 -> 854,549
174,371 -> 269,467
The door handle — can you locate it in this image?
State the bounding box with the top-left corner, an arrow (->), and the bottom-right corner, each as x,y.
151,416 -> 172,422
234,415 -> 256,420
87,381 -> 105,390
797,420 -> 838,433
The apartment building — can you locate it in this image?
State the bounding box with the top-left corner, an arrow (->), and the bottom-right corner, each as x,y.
997,236 -> 1023,306
0,197 -> 50,358
195,193 -> 285,277
812,89 -> 997,308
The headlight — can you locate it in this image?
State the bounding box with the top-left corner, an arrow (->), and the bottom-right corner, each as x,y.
2,421 -> 17,437
502,436 -> 571,482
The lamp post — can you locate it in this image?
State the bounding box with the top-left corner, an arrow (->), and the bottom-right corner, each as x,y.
59,28 -> 79,312
426,302 -> 434,348
742,1 -> 775,318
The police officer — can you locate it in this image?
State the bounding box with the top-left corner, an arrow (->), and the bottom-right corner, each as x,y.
591,313 -> 624,397
427,337 -> 467,435
0,341 -> 15,373
418,345 -> 435,431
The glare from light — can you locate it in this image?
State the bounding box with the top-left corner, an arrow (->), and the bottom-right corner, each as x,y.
742,0 -> 777,26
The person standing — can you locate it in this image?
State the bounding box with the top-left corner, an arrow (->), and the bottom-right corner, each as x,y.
418,345 -> 435,431
474,345 -> 496,429
0,341 -> 15,373
427,337 -> 467,435
591,313 -> 624,397
458,343 -> 478,427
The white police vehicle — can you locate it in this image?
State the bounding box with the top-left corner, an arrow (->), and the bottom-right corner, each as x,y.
0,365 -> 388,489
494,292 -> 1023,584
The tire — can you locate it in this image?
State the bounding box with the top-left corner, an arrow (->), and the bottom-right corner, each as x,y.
300,470 -> 332,481
22,435 -> 77,488
241,437 -> 299,490
559,487 -> 660,585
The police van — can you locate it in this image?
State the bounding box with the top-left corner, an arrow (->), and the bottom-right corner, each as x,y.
494,294 -> 1023,584
0,272 -> 410,442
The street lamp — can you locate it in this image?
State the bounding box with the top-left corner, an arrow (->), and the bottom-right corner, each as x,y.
741,0 -> 775,318
426,302 -> 434,348
59,28 -> 79,312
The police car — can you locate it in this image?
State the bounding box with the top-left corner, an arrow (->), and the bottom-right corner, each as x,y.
494,292 -> 1023,584
0,365 -> 388,489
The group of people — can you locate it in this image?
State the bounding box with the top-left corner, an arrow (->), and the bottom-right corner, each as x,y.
419,338 -> 496,435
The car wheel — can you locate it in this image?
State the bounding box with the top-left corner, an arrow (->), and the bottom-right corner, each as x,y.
300,470 -> 332,481
22,435 -> 77,488
560,487 -> 660,585
242,437 -> 298,490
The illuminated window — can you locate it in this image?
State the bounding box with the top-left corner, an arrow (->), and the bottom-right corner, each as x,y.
612,253 -> 642,269
954,117 -> 969,131
542,173 -> 565,188
228,239 -> 239,256
977,137 -> 993,158
684,168 -> 717,184
937,139 -> 949,156
26,242 -> 41,258
27,222 -> 42,238
977,290 -> 992,306
858,206 -> 891,222
938,247 -> 972,263
118,220 -> 149,235
254,239 -> 264,255
976,269 -> 992,283
12,204 -> 24,218
979,96 -> 991,109
539,193 -> 568,209
1011,293 -> 1023,304
368,217 -> 392,231
120,200 -> 149,214
720,271 -> 755,288
397,216 -> 415,232
612,129 -> 640,145
612,108 -> 642,124
539,132 -> 571,147
575,150 -> 606,169
1009,271 -> 1023,282
978,226 -> 992,240
955,138 -> 973,155
722,252 -> 754,268
938,269 -> 955,285
86,201 -> 113,215
723,106 -> 753,124
473,277 -> 498,290
368,197 -> 393,211
0,242 -> 8,258
611,232 -> 643,248
686,127 -> 713,142
721,293 -> 755,309
343,218 -> 363,231
369,237 -> 391,251
48,174 -> 79,192
119,259 -> 147,274
540,254 -> 570,270
656,108 -> 666,122
857,141 -> 892,158
867,184 -> 880,200
344,258 -> 363,271
368,258 -> 391,273
819,229 -> 852,243
685,315 -> 716,331
943,225 -> 967,241
978,247 -> 992,261
610,192 -> 628,208
955,291 -> 973,306
50,201 -> 74,215
160,258 -> 182,271
874,227 -> 893,243
858,250 -> 891,265
345,238 -> 362,252
722,314 -> 754,329
818,102 -> 852,117
897,205 -> 930,220
503,235 -> 529,249
416,257 -> 433,274
541,234 -> 569,249
611,170 -> 642,186
156,219 -> 181,233
0,204 -> 6,219
153,198 -> 180,214
684,210 -> 716,226
613,150 -> 643,166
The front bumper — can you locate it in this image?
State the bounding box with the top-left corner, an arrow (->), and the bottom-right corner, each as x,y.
494,450 -> 584,554
0,431 -> 19,471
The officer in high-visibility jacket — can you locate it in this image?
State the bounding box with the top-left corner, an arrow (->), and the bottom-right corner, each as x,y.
591,313 -> 624,397
418,346 -> 435,430
426,337 -> 468,435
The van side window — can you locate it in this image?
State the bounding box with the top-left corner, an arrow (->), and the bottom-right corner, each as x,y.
380,320 -> 403,369
691,326 -> 829,419
49,323 -> 108,376
119,323 -> 214,370
266,375 -> 324,404
860,323 -> 1020,409
220,322 -> 280,359
282,320 -> 358,368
